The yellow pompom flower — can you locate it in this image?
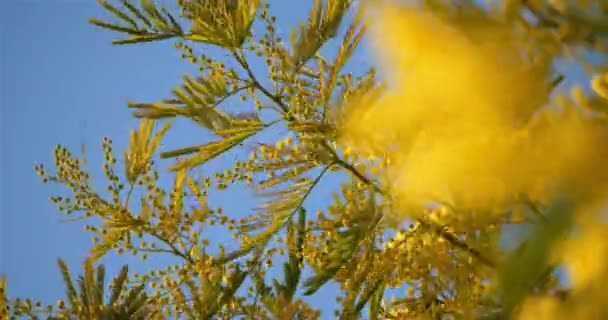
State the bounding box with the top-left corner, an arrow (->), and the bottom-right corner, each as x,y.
342,1 -> 608,214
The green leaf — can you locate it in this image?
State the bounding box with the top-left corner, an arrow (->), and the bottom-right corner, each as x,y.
148,120 -> 172,157
77,276 -> 89,314
160,145 -> 203,159
167,129 -> 262,171
184,0 -> 259,48
128,102 -> 190,119
231,0 -> 260,47
112,33 -> 175,45
302,231 -> 359,295
83,259 -> 99,312
283,207 -> 307,299
122,284 -> 146,313
200,266 -> 248,319
121,0 -> 152,28
140,0 -> 171,31
57,259 -> 79,309
89,18 -> 143,34
140,0 -> 160,21
162,7 -> 183,33
88,231 -> 123,263
95,264 -> 105,308
183,278 -> 201,316
368,281 -> 384,320
97,0 -> 139,29
290,0 -> 351,69
109,265 -> 129,305
497,197 -> 575,317
355,278 -> 384,315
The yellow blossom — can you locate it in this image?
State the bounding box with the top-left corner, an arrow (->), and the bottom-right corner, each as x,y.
559,222 -> 608,292
343,2 -> 608,213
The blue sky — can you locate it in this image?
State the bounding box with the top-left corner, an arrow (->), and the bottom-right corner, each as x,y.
0,0 -> 597,317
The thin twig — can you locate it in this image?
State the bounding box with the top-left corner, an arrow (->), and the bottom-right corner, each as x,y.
149,232 -> 194,264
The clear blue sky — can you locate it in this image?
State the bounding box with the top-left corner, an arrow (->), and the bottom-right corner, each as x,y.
0,0 -> 367,314
0,0 -> 593,316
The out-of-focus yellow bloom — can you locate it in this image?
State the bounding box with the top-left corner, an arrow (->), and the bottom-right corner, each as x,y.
342,2 -> 608,213
342,4 -> 608,317
560,222 -> 608,291
517,295 -> 562,320
591,72 -> 608,100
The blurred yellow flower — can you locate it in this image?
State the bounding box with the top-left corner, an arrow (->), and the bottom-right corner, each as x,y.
517,295 -> 562,320
560,222 -> 608,291
343,2 -> 608,213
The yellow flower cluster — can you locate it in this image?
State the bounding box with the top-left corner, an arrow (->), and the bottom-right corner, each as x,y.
343,2 -> 608,213
342,2 -> 608,318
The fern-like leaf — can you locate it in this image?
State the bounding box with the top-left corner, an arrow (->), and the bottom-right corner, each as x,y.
97,0 -> 139,29
167,132 -> 253,171
182,0 -> 259,48
354,278 -> 384,315
57,259 -> 79,309
91,0 -> 183,45
290,0 -> 352,70
109,265 -> 129,306
282,208 -> 307,300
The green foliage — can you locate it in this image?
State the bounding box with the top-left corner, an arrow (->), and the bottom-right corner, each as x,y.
289,0 -> 352,70
497,197 -> 574,317
8,259 -> 152,319
90,0 -> 183,44
181,0 -> 260,48
1,276 -> 8,319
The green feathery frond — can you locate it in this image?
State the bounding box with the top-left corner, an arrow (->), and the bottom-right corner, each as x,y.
290,0 -> 352,70
166,126 -> 264,172
193,265 -> 249,319
171,170 -> 187,219
124,119 -> 172,184
180,0 -> 259,48
57,259 -> 79,309
82,259 -> 99,313
121,284 -> 146,315
320,4 -> 367,116
130,72 -> 232,129
183,277 -> 202,317
277,208 -> 307,301
90,0 -> 183,45
94,264 -> 105,309
44,260 -> 151,318
0,276 -> 7,320
109,265 -> 129,306
260,210 -> 308,318
211,266 -> 248,318
330,69 -> 383,128
254,178 -> 314,225
302,227 -> 360,296
228,164 -> 329,268
88,229 -> 127,263
129,71 -> 271,171
367,280 -> 385,320
354,278 -> 384,316
303,183 -> 380,296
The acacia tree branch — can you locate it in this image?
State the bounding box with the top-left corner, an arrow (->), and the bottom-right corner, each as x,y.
232,50 -> 290,115
332,155 -> 497,269
230,40 -> 496,269
148,231 -> 194,264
